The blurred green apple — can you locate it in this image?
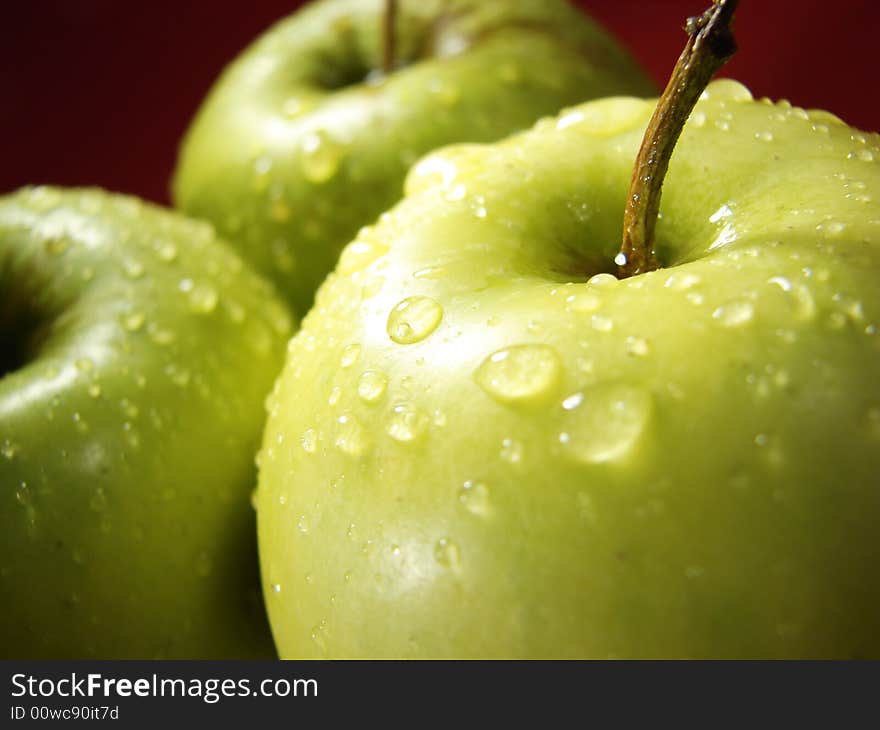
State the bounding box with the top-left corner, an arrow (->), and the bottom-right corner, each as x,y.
256,79 -> 880,658
172,0 -> 655,315
0,187 -> 292,658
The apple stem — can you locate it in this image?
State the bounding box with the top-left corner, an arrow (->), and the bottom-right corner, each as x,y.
617,0 -> 739,279
383,0 -> 398,74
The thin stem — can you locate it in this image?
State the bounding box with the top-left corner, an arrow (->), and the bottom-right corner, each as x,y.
383,0 -> 398,74
617,0 -> 739,278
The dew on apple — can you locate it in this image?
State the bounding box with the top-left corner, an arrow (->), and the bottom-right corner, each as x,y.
587,273 -> 619,289
434,538 -> 462,573
357,370 -> 388,404
474,344 -> 562,405
339,344 -> 361,368
186,282 -> 219,314
147,323 -> 176,345
386,403 -> 430,443
122,257 -> 145,278
625,336 -> 650,357
387,296 -> 443,344
557,383 -> 652,465
755,130 -> 774,142
300,130 -> 344,184
297,515 -> 309,534
817,220 -> 847,238
337,237 -> 389,275
154,240 -> 178,263
712,300 -> 755,328
565,291 -> 601,313
458,480 -> 490,517
499,437 -> 523,465
1,439 -> 20,460
445,183 -> 467,202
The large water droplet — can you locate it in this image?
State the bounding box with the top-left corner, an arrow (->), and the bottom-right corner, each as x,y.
337,238 -> 389,275
558,383 -> 652,464
475,345 -> 562,405
387,297 -> 443,344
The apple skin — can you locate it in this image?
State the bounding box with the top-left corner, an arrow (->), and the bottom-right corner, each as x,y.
0,187 -> 293,658
172,0 -> 655,316
257,80 -> 880,659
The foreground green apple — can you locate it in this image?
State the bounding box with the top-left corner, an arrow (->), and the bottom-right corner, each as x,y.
173,0 -> 655,315
257,78 -> 880,658
0,187 -> 292,658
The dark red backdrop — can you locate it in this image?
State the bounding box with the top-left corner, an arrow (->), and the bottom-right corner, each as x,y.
2,1 -> 877,205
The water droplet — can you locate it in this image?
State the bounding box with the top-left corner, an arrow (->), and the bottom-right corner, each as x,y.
475,345 -> 562,405
340,344 -> 361,368
817,220 -> 846,238
712,300 -> 755,328
755,130 -> 774,142
558,383 -> 652,464
664,271 -> 702,291
300,130 -> 344,183
337,238 -> 389,275
386,403 -> 429,443
122,258 -> 144,278
500,438 -> 523,465
155,240 -> 178,262
188,283 -> 219,314
625,336 -> 650,357
301,428 -> 317,453
591,314 -> 614,332
428,78 -> 460,106
445,183 -> 467,202
297,515 -> 309,534
565,292 -> 601,313
327,386 -> 342,407
147,323 -> 176,346
1,439 -> 20,460
434,538 -> 462,573
334,414 -> 369,456
387,296 -> 443,344
587,273 -> 619,289
357,370 -> 388,404
458,481 -> 490,516
121,311 -> 145,332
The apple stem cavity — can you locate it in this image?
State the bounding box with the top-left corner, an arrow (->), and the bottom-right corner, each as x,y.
382,0 -> 398,75
617,0 -> 739,279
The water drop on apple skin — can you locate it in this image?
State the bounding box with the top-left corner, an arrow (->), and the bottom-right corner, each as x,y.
458,481 -> 491,517
475,345 -> 562,405
557,383 -> 652,464
386,404 -> 430,444
357,371 -> 388,404
387,297 -> 443,344
300,130 -> 344,184
712,300 -> 755,328
434,538 -> 462,574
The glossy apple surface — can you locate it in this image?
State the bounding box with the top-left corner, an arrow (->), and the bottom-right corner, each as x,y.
257,80 -> 880,658
173,0 -> 655,315
0,187 -> 292,658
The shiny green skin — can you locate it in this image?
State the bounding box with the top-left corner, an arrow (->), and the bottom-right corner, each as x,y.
258,81 -> 880,658
173,0 -> 655,316
0,188 -> 293,658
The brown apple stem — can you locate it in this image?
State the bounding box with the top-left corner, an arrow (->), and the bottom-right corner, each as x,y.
382,0 -> 398,74
617,0 -> 739,278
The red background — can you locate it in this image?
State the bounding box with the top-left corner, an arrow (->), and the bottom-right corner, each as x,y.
2,0 -> 877,205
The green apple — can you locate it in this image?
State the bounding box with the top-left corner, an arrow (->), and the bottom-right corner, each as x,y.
172,0 -> 655,316
256,78 -> 880,658
0,187 -> 293,658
